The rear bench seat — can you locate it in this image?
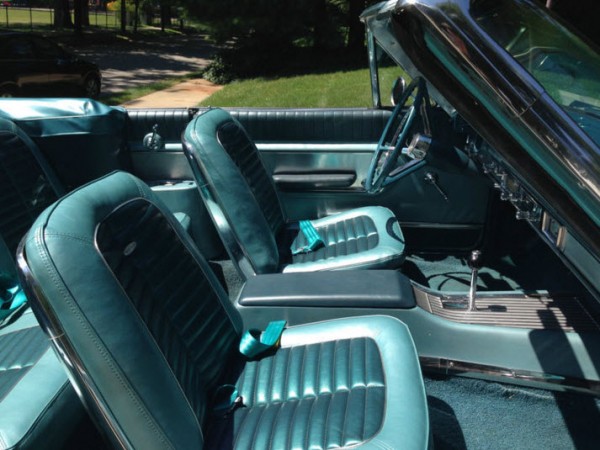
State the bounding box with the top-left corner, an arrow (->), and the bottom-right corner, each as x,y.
0,118 -> 84,449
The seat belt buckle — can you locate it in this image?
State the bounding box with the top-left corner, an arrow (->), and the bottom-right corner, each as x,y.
291,220 -> 324,255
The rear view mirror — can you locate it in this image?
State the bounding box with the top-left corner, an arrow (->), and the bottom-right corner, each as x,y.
391,77 -> 406,106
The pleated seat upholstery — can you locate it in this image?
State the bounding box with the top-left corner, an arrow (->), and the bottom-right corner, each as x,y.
19,171 -> 429,450
182,108 -> 405,278
0,117 -> 83,449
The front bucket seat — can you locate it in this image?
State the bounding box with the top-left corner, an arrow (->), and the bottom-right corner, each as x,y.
18,171 -> 429,450
182,108 -> 406,278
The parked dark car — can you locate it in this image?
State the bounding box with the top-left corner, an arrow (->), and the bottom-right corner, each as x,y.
0,0 -> 598,449
0,32 -> 101,98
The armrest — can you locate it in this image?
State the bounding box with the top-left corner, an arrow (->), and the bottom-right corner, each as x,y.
238,270 -> 415,308
273,171 -> 356,190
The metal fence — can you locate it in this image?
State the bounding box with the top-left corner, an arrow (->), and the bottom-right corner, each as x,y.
0,6 -> 121,30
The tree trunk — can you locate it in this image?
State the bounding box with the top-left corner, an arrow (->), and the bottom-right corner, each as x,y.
160,2 -> 169,32
313,0 -> 327,50
133,0 -> 140,33
347,0 -> 366,51
120,0 -> 127,33
82,1 -> 89,26
73,0 -> 83,36
54,0 -> 73,28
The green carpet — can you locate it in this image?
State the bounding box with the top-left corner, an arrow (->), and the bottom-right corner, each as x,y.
425,376 -> 600,450
402,241 -> 583,294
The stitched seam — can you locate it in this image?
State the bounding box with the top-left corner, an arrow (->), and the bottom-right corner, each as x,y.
248,402 -> 267,450
43,233 -> 93,245
282,347 -> 291,403
303,390 -> 316,449
33,231 -> 174,449
299,344 -> 307,401
322,390 -> 333,449
285,392 -> 301,449
315,342 -> 323,396
340,387 -> 351,446
266,402 -> 281,450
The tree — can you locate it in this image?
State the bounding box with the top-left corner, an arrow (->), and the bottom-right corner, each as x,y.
347,0 -> 367,51
54,0 -> 73,28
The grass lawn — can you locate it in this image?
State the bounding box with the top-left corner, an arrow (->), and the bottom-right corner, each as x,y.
200,66 -> 402,108
0,7 -> 120,28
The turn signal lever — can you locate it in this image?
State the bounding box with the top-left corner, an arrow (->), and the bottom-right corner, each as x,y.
467,250 -> 482,311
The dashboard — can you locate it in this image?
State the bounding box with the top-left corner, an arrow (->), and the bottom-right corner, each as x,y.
456,120 -> 600,301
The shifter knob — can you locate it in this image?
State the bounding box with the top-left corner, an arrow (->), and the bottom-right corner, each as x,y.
468,250 -> 482,270
467,250 -> 482,311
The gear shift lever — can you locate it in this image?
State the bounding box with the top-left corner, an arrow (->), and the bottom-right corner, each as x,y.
467,250 -> 482,311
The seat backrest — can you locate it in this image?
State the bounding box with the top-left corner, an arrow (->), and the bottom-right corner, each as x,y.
0,117 -> 64,255
183,108 -> 285,277
0,117 -> 87,448
19,171 -> 243,450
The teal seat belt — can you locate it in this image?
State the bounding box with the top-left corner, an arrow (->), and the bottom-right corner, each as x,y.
291,220 -> 324,255
239,320 -> 286,359
0,283 -> 27,323
212,321 -> 287,417
212,384 -> 244,417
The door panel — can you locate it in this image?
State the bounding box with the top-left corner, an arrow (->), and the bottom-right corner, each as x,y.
126,108 -> 223,259
231,107 -> 492,252
124,106 -> 492,253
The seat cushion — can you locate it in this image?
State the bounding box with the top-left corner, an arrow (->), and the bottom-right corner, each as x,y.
0,310 -> 83,449
205,315 -> 429,449
284,206 -> 405,272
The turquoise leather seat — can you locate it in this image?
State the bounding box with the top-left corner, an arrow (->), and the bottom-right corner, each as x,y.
19,171 -> 429,450
0,117 -> 84,449
182,108 -> 406,278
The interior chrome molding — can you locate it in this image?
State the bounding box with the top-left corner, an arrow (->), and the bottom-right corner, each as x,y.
420,356 -> 600,397
367,29 -> 382,109
256,143 -> 378,152
16,239 -> 132,450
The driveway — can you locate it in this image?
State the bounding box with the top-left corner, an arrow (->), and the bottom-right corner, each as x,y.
72,34 -> 216,96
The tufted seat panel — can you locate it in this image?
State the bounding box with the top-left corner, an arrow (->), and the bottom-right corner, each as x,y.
207,336 -> 387,449
286,206 -> 405,272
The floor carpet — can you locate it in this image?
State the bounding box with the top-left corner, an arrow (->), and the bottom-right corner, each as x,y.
425,375 -> 600,450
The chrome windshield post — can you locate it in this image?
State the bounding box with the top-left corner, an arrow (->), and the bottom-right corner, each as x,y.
367,30 -> 381,109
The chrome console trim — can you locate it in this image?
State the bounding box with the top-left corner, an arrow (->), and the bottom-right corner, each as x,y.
414,285 -> 600,332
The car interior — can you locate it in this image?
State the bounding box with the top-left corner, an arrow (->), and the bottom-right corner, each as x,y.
0,93 -> 599,448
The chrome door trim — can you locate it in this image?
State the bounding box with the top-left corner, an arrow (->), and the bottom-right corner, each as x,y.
256,143 -> 378,152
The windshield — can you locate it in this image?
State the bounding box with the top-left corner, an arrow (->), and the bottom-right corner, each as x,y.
471,0 -> 600,144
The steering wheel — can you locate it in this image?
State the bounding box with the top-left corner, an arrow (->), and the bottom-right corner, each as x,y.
365,77 -> 430,192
